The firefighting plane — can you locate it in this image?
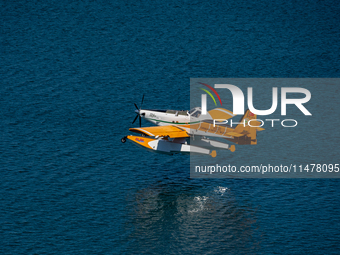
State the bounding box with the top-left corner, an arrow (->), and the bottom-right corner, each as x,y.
121,96 -> 264,157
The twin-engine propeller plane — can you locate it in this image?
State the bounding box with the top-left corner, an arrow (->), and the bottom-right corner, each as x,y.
121,96 -> 264,157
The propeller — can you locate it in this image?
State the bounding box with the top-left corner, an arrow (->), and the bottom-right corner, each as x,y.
132,95 -> 145,127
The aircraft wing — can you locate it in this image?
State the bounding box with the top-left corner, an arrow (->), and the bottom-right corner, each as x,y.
129,123 -> 248,144
186,122 -> 247,138
189,110 -> 265,144
129,125 -> 190,138
130,123 -> 249,139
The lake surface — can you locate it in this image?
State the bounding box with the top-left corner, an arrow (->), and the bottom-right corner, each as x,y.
1,0 -> 339,254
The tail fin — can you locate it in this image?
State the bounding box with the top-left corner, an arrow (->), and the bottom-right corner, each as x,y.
233,110 -> 264,145
208,108 -> 235,121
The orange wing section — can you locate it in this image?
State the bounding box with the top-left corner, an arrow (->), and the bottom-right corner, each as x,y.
129,125 -> 190,138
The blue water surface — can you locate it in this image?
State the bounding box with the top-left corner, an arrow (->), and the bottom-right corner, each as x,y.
1,0 -> 339,254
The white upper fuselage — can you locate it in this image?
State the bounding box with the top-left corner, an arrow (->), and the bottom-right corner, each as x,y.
138,107 -> 210,126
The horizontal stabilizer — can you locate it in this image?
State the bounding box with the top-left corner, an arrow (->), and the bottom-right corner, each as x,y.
225,132 -> 245,137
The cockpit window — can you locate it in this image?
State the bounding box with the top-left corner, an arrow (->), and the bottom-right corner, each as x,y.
188,108 -> 196,115
191,110 -> 201,118
178,110 -> 187,116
